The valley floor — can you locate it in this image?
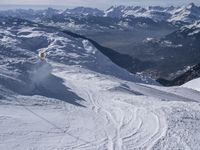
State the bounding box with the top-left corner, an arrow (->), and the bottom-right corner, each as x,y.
1,62 -> 200,150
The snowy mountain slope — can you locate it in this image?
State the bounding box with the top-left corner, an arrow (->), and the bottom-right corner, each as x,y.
169,3 -> 200,24
62,7 -> 104,17
1,3 -> 199,28
0,17 -> 151,83
104,5 -> 171,22
1,17 -> 200,150
105,3 -> 200,24
1,61 -> 200,150
183,78 -> 200,92
181,20 -> 200,35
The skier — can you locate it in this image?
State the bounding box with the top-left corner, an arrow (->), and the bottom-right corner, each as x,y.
38,49 -> 46,61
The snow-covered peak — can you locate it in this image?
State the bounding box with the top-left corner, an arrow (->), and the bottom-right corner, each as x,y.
104,4 -> 200,24
0,4 -> 199,25
63,7 -> 104,16
104,5 -> 127,17
186,2 -> 196,9
169,3 -> 200,23
104,5 -> 156,20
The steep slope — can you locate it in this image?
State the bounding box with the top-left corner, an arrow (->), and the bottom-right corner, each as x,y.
0,16 -> 151,93
1,17 -> 200,150
62,30 -> 155,74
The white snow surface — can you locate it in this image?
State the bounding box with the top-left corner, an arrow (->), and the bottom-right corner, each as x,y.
183,78 -> 200,92
1,20 -> 200,150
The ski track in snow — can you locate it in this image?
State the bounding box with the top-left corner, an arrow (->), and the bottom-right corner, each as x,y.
1,62 -> 200,150
52,64 -> 168,150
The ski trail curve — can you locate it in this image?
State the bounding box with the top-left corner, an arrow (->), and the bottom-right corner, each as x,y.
52,65 -> 168,150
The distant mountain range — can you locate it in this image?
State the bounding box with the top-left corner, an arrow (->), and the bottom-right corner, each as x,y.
105,3 -> 200,24
0,3 -> 200,86
0,3 -> 200,24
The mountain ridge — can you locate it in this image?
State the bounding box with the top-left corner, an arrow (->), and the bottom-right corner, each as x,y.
1,3 -> 200,24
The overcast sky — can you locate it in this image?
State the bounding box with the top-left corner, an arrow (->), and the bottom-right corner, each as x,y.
0,0 -> 200,9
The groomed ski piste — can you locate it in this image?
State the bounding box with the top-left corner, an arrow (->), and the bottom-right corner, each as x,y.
1,18 -> 200,150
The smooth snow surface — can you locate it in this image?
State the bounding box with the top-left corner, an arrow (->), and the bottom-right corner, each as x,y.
1,19 -> 200,150
183,78 -> 200,92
